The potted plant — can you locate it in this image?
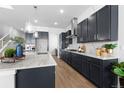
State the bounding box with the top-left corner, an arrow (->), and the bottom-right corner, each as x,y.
13,36 -> 25,45
104,44 -> 117,54
12,36 -> 25,57
112,62 -> 124,87
2,48 -> 16,62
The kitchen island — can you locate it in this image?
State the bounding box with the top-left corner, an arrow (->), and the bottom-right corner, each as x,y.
0,53 -> 57,88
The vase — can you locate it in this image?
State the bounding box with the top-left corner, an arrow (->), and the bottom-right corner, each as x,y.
107,49 -> 113,54
16,43 -> 23,57
120,77 -> 124,88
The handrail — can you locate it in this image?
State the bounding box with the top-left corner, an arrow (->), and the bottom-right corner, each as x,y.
0,34 -> 10,50
0,40 -> 12,53
0,34 -> 9,41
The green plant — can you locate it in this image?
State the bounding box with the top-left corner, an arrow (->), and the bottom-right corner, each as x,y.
104,44 -> 117,49
112,62 -> 124,77
13,36 -> 25,44
4,48 -> 16,58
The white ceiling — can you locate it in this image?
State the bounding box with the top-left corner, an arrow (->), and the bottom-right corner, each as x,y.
0,5 -> 91,29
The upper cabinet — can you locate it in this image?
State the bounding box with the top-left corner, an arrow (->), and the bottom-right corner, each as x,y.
77,5 -> 118,43
97,5 -> 118,41
97,6 -> 111,41
59,33 -> 67,49
87,13 -> 97,42
66,30 -> 72,44
110,6 -> 118,41
81,19 -> 88,42
77,23 -> 82,43
77,19 -> 88,43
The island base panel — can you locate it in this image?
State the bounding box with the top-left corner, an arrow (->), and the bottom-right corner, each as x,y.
16,66 -> 55,88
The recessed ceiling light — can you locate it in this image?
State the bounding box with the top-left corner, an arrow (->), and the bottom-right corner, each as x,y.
54,22 -> 58,25
60,9 -> 64,14
34,19 -> 38,23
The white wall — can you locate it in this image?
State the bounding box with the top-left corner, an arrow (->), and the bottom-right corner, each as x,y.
10,27 -> 25,39
0,24 -> 25,40
118,6 -> 124,61
31,26 -> 65,55
0,25 -> 11,38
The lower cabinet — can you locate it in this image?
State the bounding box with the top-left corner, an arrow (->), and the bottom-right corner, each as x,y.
16,66 -> 55,88
90,63 -> 101,87
71,53 -> 82,73
60,50 -> 118,88
82,60 -> 90,78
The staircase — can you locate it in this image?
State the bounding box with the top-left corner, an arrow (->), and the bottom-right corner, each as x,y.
0,34 -> 12,54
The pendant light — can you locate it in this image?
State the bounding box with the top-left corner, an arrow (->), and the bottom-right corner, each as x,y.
34,5 -> 38,23
33,6 -> 39,38
33,31 -> 39,38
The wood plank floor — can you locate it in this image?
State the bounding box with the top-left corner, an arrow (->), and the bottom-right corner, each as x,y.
53,56 -> 96,88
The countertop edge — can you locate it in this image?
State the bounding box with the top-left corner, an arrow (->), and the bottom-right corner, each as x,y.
0,53 -> 57,71
63,50 -> 118,60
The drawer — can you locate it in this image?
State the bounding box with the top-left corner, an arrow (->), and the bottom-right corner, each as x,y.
87,56 -> 101,65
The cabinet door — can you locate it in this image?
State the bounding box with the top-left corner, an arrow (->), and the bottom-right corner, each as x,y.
110,5 -> 118,41
71,53 -> 77,69
97,6 -> 111,41
90,63 -> 101,87
82,56 -> 90,78
71,53 -> 82,73
87,13 -> 97,42
75,55 -> 83,73
62,51 -> 66,61
61,33 -> 67,49
77,23 -> 83,43
66,52 -> 71,64
81,19 -> 88,42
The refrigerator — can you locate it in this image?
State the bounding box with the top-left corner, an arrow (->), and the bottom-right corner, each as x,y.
35,32 -> 49,54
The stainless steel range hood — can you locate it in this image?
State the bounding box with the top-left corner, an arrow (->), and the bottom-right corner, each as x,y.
70,17 -> 78,38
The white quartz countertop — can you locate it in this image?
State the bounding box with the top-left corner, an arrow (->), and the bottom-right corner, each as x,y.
0,53 -> 57,71
64,50 -> 118,60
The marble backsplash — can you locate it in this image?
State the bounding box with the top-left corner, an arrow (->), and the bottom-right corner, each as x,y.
68,38 -> 118,55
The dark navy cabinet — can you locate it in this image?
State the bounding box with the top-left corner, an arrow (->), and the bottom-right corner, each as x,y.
77,5 -> 118,43
77,19 -> 88,43
59,31 -> 72,51
81,19 -> 88,42
90,63 -> 101,86
82,56 -> 90,78
97,5 -> 118,41
59,33 -> 67,49
60,50 -> 118,88
97,6 -> 111,41
110,5 -> 118,41
77,23 -> 83,43
66,30 -> 72,44
71,53 -> 82,73
87,57 -> 102,87
16,66 -> 55,88
87,13 -> 97,42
